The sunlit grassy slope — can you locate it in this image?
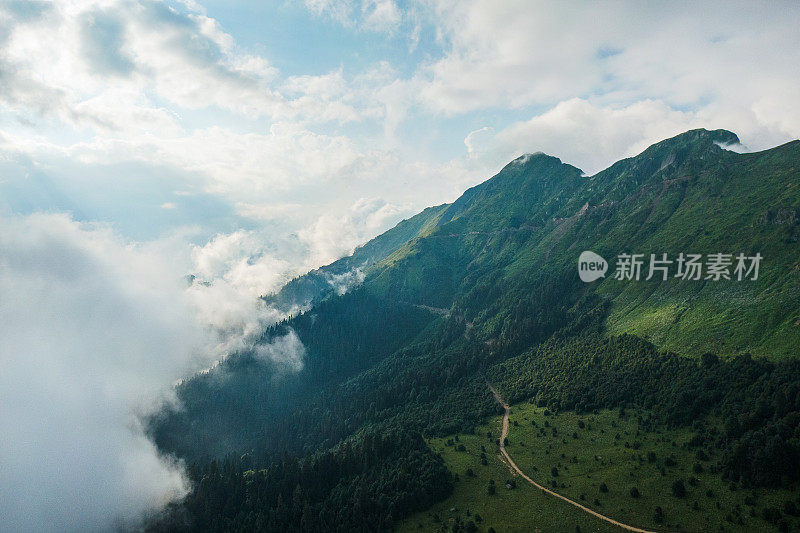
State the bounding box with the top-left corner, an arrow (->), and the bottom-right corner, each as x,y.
268,129 -> 799,358
357,129 -> 799,359
400,402 -> 800,532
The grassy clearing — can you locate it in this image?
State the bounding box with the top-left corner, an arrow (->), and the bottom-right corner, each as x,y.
397,412 -> 617,533
400,403 -> 800,532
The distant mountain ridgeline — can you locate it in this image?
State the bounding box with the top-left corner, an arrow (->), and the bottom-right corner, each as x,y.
268,128 -> 799,358
148,130 -> 800,532
260,203 -> 448,313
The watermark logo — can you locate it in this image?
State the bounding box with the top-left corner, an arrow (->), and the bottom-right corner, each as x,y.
578,251 -> 608,282
578,251 -> 762,282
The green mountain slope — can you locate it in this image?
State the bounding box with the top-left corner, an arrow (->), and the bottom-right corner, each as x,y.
149,130 -> 800,532
360,129 -> 800,358
263,203 -> 448,311
266,128 -> 799,358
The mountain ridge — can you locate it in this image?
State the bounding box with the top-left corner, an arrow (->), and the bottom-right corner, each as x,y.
149,129 -> 800,532
266,128 -> 799,358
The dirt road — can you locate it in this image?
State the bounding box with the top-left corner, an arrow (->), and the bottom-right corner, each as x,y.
487,383 -> 656,533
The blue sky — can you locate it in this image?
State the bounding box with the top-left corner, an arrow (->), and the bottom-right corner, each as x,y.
198,1 -> 440,76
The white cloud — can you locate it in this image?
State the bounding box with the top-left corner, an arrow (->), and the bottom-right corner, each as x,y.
415,0 -> 608,113
303,0 -> 403,34
298,196 -> 411,266
415,0 -> 800,148
0,123 -> 366,205
146,124 -> 364,198
191,229 -> 299,293
253,329 -> 306,372
188,229 -> 300,337
469,94 -> 800,176
0,0 -> 385,135
362,0 -> 401,34
482,98 -> 704,174
0,213 -> 211,531
0,212 -> 311,531
303,0 -> 356,26
464,126 -> 492,156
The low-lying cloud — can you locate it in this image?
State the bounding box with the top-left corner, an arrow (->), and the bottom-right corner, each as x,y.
0,212 -> 302,531
187,229 -> 308,367
254,329 -> 306,372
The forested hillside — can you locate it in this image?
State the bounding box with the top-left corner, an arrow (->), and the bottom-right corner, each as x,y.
149,130 -> 800,531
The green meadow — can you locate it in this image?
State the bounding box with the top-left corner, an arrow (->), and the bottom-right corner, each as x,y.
400,403 -> 800,532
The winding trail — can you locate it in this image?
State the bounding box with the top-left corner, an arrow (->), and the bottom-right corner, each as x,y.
487,383 -> 656,533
